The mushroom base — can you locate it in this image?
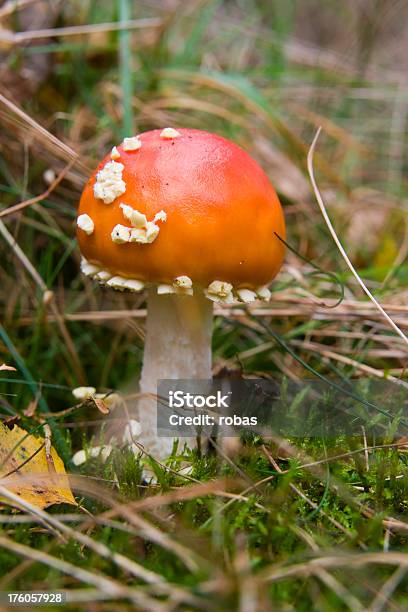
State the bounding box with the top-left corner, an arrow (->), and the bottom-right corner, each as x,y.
138,288 -> 213,460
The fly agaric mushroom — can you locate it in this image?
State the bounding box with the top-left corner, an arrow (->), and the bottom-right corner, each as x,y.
76,128 -> 285,458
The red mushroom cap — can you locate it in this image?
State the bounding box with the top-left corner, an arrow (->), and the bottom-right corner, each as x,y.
77,128 -> 285,292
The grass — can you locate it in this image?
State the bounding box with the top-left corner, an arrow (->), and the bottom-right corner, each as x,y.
0,0 -> 407,609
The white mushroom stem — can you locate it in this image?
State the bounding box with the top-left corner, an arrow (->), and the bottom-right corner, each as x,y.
138,288 -> 213,459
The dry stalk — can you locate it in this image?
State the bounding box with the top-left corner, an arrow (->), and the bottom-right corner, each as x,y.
307,127 -> 408,347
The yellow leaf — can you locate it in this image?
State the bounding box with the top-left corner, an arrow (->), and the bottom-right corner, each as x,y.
0,423 -> 76,509
373,236 -> 398,270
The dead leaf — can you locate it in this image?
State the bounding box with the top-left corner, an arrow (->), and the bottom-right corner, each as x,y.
396,438 -> 408,453
24,399 -> 38,418
0,423 -> 76,509
92,397 -> 109,415
255,137 -> 311,202
0,364 -> 16,371
2,415 -> 20,430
